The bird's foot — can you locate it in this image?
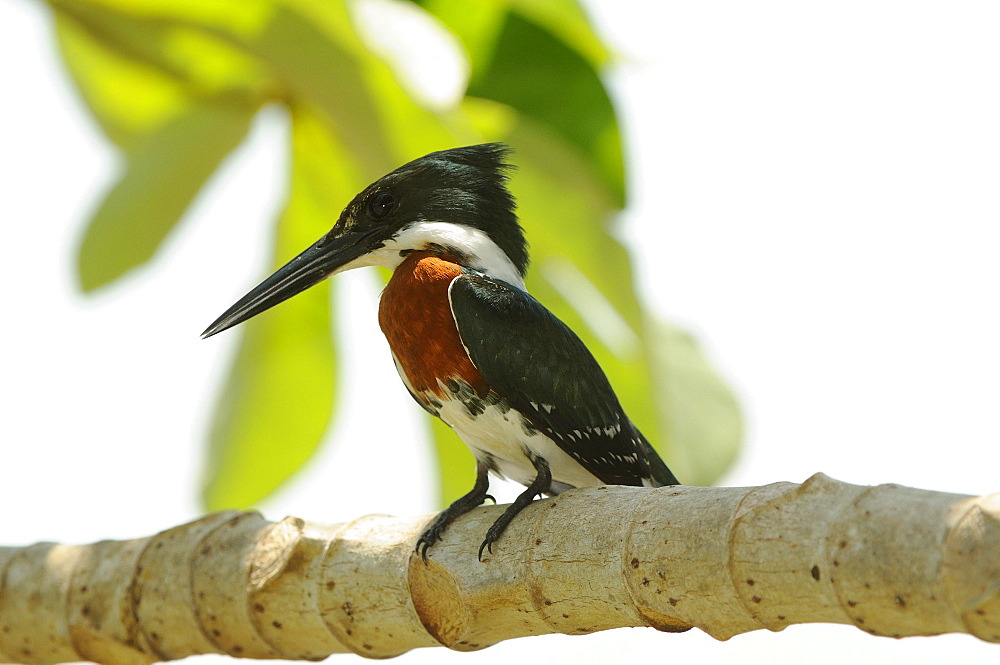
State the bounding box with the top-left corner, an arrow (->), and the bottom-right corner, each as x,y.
476,499 -> 534,560
477,458 -> 552,561
416,463 -> 492,564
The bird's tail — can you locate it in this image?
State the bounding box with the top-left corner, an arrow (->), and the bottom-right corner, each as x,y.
639,429 -> 681,487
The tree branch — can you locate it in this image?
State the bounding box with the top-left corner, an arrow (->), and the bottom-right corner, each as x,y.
2,474 -> 998,663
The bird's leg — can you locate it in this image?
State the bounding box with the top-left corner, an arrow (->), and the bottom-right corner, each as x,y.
416,461 -> 492,564
478,456 -> 552,560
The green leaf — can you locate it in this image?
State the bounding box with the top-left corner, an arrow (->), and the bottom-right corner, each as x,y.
647,321 -> 743,486
54,13 -> 187,150
506,0 -> 611,67
203,279 -> 335,511
202,108 -> 353,510
416,0 -> 609,75
77,99 -> 256,291
421,1 -> 624,205
234,2 -> 397,180
52,0 -> 267,150
468,11 -> 624,206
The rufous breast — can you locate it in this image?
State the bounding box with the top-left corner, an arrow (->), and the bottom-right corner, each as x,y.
378,252 -> 488,398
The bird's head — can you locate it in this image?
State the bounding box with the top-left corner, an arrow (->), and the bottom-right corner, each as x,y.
203,143 -> 526,338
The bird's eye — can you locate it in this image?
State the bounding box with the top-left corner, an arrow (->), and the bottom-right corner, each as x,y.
368,191 -> 397,219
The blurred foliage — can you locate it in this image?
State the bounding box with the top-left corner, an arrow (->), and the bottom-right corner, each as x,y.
43,0 -> 742,509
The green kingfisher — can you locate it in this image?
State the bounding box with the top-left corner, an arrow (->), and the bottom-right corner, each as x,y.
203,144 -> 680,560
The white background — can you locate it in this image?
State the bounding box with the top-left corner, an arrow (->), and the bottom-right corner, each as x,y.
2,1 -> 999,663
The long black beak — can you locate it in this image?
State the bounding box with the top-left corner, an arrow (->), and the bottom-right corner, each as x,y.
202,230 -> 372,338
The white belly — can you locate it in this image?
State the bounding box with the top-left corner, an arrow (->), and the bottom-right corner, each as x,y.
389,353 -> 604,490
435,392 -> 604,490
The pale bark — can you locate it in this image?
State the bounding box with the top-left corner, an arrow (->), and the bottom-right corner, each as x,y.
1,474 -> 998,663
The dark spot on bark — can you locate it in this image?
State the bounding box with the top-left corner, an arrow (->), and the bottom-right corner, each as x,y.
233,646 -> 243,654
668,598 -> 678,606
641,520 -> 648,525
777,615 -> 785,621
746,579 -> 755,586
811,565 -> 820,581
642,578 -> 650,586
562,614 -> 570,619
856,617 -> 865,625
212,629 -> 221,637
833,560 -> 840,567
544,600 -> 551,606
839,540 -> 847,548
895,595 -> 906,607
751,596 -> 761,604
363,644 -> 373,651
847,600 -> 857,608
254,603 -> 265,613
976,609 -> 986,616
535,539 -> 542,545
201,546 -> 211,555
631,558 -> 640,569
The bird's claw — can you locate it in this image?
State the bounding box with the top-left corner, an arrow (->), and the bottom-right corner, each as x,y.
416,517 -> 449,565
477,520 -> 507,560
415,535 -> 435,565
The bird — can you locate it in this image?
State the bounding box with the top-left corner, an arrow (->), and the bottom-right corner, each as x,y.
202,143 -> 680,561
